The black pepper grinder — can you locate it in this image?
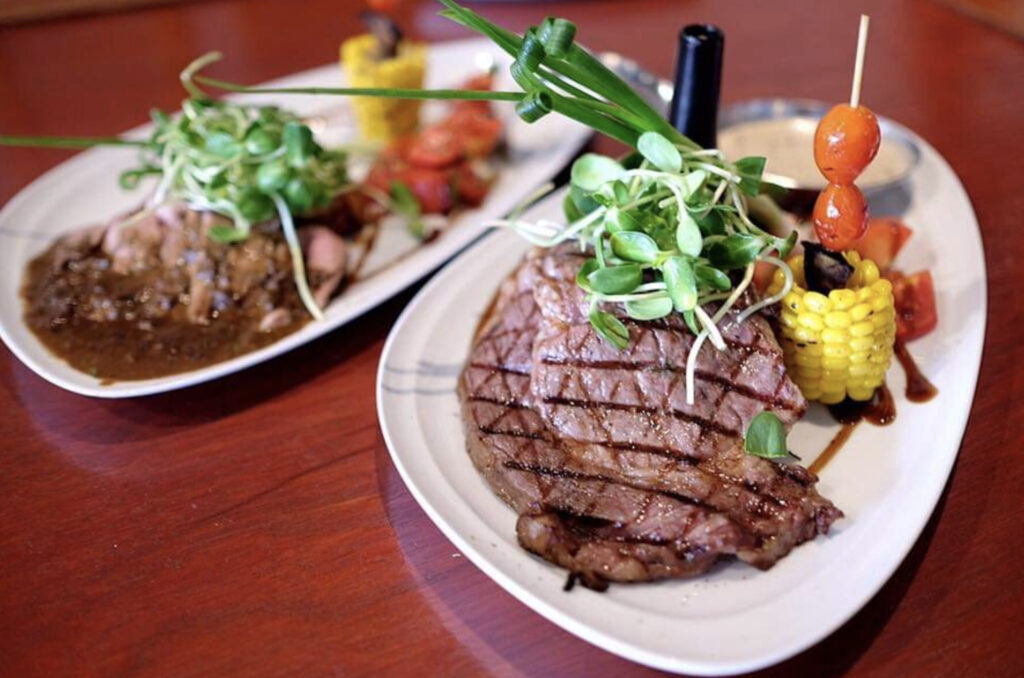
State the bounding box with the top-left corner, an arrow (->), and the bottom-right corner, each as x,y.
668,24 -> 724,149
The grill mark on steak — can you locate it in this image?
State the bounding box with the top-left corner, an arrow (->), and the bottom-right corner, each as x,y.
541,395 -> 741,438
540,357 -> 800,410
503,459 -> 731,515
467,396 -> 532,410
468,362 -> 530,376
458,246 -> 841,585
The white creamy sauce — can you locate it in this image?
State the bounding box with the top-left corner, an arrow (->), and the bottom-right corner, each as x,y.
717,117 -> 913,189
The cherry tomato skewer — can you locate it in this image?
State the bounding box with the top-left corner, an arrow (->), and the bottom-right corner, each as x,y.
812,182 -> 869,251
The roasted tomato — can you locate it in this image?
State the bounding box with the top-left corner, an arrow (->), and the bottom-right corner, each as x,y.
406,126 -> 462,169
444,108 -> 503,158
397,168 -> 453,214
812,182 -> 869,251
451,162 -> 491,207
854,217 -> 913,271
889,270 -> 938,341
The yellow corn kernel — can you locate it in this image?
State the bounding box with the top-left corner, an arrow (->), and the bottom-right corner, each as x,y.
794,352 -> 821,368
798,313 -> 825,332
819,390 -> 846,405
783,292 -> 803,313
860,260 -> 880,284
824,311 -> 852,329
848,387 -> 875,401
822,356 -> 849,370
823,343 -> 851,358
821,327 -> 847,344
850,303 -> 872,321
829,288 -> 858,310
793,327 -> 820,343
850,321 -> 875,338
849,336 -> 874,352
803,291 -> 831,314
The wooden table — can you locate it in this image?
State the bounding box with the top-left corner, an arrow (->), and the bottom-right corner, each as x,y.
1,1 -> 1022,675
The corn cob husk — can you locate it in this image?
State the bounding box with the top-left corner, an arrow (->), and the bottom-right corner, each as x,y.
341,34 -> 426,142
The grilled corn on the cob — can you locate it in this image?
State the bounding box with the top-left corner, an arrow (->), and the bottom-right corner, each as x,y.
341,34 -> 426,142
767,251 -> 896,404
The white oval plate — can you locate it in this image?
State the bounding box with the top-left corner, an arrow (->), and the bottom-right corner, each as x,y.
0,38 -> 589,398
377,123 -> 985,674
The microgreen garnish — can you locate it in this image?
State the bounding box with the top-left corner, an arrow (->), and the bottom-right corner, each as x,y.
134,88 -> 348,320
744,411 -> 789,459
0,56 -> 349,322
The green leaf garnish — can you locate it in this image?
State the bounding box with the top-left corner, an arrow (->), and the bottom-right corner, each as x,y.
610,230 -> 659,263
662,256 -> 697,311
589,307 -> 629,349
707,234 -> 768,270
744,411 -> 789,459
675,210 -> 702,257
637,132 -> 682,173
734,156 -> 767,197
625,295 -> 673,320
588,263 -> 643,295
571,154 -> 626,192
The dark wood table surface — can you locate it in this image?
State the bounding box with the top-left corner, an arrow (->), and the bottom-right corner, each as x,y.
2,1 -> 1022,676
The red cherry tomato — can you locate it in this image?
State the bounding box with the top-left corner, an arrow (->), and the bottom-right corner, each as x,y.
451,162 -> 491,207
813,182 -> 869,251
397,168 -> 453,214
443,109 -> 503,159
889,270 -> 938,341
406,126 -> 462,169
853,217 -> 913,271
814,104 -> 881,185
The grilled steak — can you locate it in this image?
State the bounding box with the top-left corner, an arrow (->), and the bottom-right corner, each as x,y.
458,246 -> 842,589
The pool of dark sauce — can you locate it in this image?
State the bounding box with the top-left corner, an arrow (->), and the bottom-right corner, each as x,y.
810,340 -> 937,475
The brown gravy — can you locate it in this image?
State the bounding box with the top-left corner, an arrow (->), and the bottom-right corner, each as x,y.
22,243 -> 310,382
895,339 -> 938,402
812,340 -> 938,474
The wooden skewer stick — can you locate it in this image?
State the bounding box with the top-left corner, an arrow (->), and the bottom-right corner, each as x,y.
849,14 -> 870,108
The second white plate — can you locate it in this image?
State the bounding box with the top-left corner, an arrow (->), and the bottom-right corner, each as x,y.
0,38 -> 590,398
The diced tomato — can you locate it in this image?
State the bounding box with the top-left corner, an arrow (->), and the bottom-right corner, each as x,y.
854,217 -> 913,271
451,162 -> 491,207
406,126 -> 462,169
397,168 -> 453,214
889,270 -> 938,341
443,108 -> 503,158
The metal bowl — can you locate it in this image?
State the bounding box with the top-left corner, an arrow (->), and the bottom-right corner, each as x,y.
719,98 -> 922,216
